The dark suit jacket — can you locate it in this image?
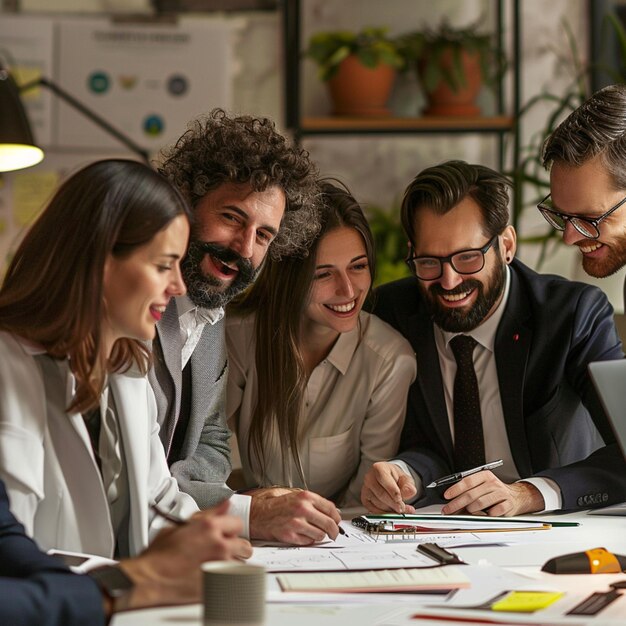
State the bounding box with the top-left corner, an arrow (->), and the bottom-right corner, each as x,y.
0,480 -> 104,626
373,260 -> 626,510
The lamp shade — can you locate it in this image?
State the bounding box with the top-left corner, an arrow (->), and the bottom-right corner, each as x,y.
0,67 -> 44,172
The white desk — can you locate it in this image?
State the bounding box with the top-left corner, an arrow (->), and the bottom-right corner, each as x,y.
113,510 -> 626,625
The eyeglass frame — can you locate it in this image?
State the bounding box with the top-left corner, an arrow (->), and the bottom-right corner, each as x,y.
405,234 -> 499,281
536,193 -> 626,240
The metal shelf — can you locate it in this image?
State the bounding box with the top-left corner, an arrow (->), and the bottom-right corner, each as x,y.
282,0 -> 521,174
299,115 -> 515,135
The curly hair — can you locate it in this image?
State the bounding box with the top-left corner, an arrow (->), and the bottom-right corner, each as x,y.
542,85 -> 626,189
158,109 -> 321,258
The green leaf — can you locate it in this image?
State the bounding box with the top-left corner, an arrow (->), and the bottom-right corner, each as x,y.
328,46 -> 350,67
358,48 -> 378,68
451,46 -> 466,90
422,61 -> 442,93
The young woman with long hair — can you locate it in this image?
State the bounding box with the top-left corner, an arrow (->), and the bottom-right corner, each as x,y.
0,159 -> 203,558
226,181 -> 416,506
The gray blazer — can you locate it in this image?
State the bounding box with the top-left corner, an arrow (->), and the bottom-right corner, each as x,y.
148,299 -> 233,508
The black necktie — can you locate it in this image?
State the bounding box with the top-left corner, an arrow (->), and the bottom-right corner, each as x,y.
450,334 -> 485,471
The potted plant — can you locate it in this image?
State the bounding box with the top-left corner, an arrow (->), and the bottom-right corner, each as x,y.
305,27 -> 404,116
398,19 -> 503,116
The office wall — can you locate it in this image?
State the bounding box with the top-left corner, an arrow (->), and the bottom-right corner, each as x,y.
2,0 -> 624,309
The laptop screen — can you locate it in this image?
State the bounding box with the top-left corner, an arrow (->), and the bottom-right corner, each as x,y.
588,360 -> 626,459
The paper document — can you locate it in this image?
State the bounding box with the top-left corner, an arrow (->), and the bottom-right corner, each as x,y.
251,545 -> 437,572
277,566 -> 470,593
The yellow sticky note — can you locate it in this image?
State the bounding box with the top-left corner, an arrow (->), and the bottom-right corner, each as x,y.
491,590 -> 564,613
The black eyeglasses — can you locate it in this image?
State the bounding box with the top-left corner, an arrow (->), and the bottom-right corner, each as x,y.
406,235 -> 498,281
537,193 -> 626,239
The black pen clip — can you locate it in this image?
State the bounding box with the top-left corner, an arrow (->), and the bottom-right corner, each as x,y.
417,542 -> 467,565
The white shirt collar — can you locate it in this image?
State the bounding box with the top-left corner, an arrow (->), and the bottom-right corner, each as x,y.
175,294 -> 224,326
324,320 -> 362,375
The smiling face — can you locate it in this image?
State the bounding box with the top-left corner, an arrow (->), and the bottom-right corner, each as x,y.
182,182 -> 286,309
303,226 -> 372,338
550,156 -> 626,278
413,197 -> 515,333
102,214 -> 189,354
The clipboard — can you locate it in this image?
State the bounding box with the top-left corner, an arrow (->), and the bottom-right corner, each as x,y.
352,514 -> 559,539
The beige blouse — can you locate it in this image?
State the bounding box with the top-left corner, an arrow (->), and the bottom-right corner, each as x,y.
225,311 -> 417,506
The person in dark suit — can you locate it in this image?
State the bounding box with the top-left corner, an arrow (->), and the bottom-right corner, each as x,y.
361,160 -> 626,516
0,479 -> 246,626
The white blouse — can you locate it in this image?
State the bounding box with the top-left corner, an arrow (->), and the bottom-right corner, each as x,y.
226,311 -> 417,506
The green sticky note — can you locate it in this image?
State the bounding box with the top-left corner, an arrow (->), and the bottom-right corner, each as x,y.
491,590 -> 564,612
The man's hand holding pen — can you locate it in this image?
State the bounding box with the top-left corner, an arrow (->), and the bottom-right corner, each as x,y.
441,472 -> 545,516
361,462 -> 418,514
426,460 -> 504,489
424,458 -> 545,516
361,459 -> 546,517
249,488 -> 342,545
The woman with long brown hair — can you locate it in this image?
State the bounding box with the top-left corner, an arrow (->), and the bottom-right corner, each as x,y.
0,159 -> 202,558
226,181 -> 416,506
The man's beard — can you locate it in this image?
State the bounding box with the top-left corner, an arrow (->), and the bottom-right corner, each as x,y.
181,240 -> 258,309
580,233 -> 626,278
421,260 -> 506,333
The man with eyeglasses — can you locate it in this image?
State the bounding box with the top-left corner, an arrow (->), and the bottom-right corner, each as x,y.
541,84 -> 626,300
361,160 -> 626,517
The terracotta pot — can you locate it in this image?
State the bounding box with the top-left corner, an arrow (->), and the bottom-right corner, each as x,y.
327,54 -> 396,116
419,48 -> 483,116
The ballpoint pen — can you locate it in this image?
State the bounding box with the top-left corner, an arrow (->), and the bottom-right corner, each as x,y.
335,509 -> 348,536
427,460 -> 504,489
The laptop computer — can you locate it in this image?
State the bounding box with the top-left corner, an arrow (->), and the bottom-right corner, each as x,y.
587,359 -> 626,515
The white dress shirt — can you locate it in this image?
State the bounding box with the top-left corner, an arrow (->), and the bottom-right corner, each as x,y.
394,266 -> 562,511
176,295 -> 224,369
227,311 -> 417,506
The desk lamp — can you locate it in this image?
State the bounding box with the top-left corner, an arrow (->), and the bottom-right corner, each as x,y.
0,67 -> 43,172
0,63 -> 149,173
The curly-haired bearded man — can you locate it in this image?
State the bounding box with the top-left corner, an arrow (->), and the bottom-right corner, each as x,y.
150,110 -> 341,545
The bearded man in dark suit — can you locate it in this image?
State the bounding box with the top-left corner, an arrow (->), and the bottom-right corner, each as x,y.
362,160 -> 626,516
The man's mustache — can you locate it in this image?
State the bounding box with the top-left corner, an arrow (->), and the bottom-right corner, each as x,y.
185,241 -> 254,277
429,279 -> 482,297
